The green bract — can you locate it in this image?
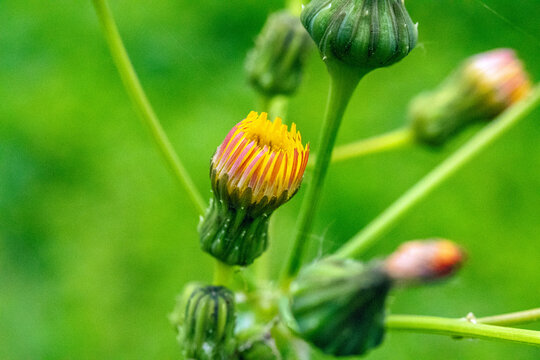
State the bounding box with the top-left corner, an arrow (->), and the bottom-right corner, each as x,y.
301,0 -> 417,70
289,258 -> 392,357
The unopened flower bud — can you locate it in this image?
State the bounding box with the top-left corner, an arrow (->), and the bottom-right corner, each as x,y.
301,0 -> 418,70
245,11 -> 312,97
409,49 -> 531,146
177,285 -> 236,360
384,239 -> 464,282
199,111 -> 309,266
288,258 -> 391,357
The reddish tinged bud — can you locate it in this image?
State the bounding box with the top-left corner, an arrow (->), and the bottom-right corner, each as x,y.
384,239 -> 464,282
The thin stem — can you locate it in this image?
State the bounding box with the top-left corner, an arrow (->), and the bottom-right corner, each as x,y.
91,0 -> 206,215
281,63 -> 365,287
386,315 -> 540,346
333,85 -> 540,259
307,127 -> 414,168
477,308 -> 540,327
213,259 -> 234,287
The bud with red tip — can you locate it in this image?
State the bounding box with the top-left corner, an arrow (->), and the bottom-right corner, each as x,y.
384,239 -> 464,283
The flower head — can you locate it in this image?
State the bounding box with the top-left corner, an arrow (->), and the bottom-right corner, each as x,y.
465,49 -> 531,107
384,239 -> 464,282
200,111 -> 309,266
211,111 -> 309,210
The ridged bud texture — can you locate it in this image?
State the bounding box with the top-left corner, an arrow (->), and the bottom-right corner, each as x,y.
178,285 -> 236,360
289,258 -> 391,357
301,0 -> 417,69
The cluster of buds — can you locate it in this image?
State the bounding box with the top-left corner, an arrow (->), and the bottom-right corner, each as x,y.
245,10 -> 313,98
301,0 -> 418,71
199,111 -> 309,266
287,239 -> 464,357
409,49 -> 531,145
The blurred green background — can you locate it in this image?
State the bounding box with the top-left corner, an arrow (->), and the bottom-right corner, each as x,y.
1,0 -> 539,358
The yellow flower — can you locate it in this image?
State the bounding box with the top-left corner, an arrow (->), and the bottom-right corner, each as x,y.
211,111 -> 309,207
200,111 -> 309,266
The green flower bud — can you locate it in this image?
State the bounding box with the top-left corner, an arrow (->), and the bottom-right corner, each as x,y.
199,112 -> 309,266
301,0 -> 417,70
177,285 -> 236,360
409,49 -> 531,146
288,258 -> 392,357
245,10 -> 312,97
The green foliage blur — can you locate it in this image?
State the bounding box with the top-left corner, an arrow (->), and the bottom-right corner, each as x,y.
1,0 -> 539,358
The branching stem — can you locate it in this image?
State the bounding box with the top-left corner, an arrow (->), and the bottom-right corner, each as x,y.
334,85 -> 540,259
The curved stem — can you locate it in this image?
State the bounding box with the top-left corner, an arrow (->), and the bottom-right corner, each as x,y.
476,308 -> 540,327
281,63 -> 365,287
307,127 -> 414,168
91,0 -> 206,215
386,315 -> 540,346
333,85 -> 540,259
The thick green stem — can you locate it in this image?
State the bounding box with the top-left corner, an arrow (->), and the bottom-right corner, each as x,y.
477,308 -> 540,327
281,63 -> 365,287
334,85 -> 540,259
91,0 -> 206,215
307,127 -> 414,168
213,259 -> 234,287
386,315 -> 540,346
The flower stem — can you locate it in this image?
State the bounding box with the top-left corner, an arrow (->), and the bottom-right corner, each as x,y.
333,85 -> 540,259
386,315 -> 540,346
307,127 -> 414,168
476,308 -> 540,327
213,259 -> 234,287
91,0 -> 206,215
281,63 -> 366,287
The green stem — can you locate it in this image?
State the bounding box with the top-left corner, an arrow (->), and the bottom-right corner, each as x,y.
477,308 -> 540,327
286,0 -> 304,16
307,127 -> 414,168
281,63 -> 366,287
213,259 -> 234,287
333,85 -> 540,259
91,0 -> 206,215
386,315 -> 540,346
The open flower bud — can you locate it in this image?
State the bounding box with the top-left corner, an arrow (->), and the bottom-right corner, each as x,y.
289,258 -> 391,357
245,10 -> 312,97
301,0 -> 417,70
177,285 -> 236,360
409,49 -> 531,146
199,111 -> 309,266
384,239 -> 464,283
